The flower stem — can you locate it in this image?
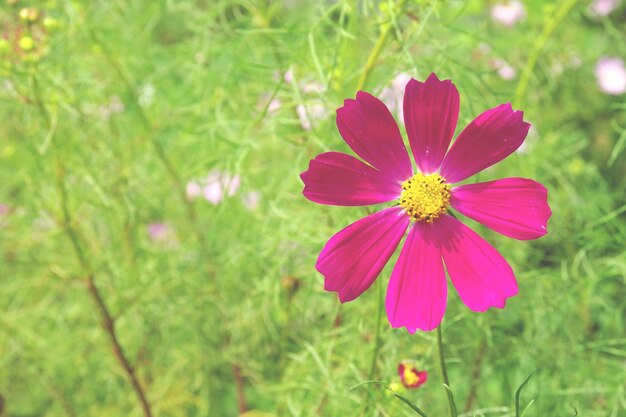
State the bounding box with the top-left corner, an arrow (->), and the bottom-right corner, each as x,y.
356,0 -> 406,91
55,159 -> 154,417
368,279 -> 384,380
436,326 -> 457,417
513,0 -> 578,107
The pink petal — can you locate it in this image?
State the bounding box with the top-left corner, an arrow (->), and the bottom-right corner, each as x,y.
337,91 -> 412,181
318,207 -> 409,302
451,178 -> 551,240
386,222 -> 447,332
398,363 -> 429,389
301,152 -> 402,206
437,215 -> 518,312
403,73 -> 460,174
440,103 -> 530,183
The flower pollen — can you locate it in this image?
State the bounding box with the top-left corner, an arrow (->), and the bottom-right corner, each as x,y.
399,173 -> 450,222
403,367 -> 420,386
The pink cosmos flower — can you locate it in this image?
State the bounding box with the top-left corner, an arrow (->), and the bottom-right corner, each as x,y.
297,101 -> 328,131
398,362 -> 428,389
491,1 -> 526,27
146,222 -> 178,247
589,0 -> 620,17
595,57 -> 626,95
186,171 -> 241,205
300,73 -> 551,332
490,58 -> 517,80
242,190 -> 261,211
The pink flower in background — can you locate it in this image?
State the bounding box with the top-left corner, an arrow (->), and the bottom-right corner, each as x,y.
147,222 -> 170,241
147,222 -> 178,247
242,191 -> 261,211
0,204 -> 8,228
187,171 -> 241,204
589,0 -> 620,16
257,93 -> 282,116
283,69 -> 293,84
186,181 -> 202,200
398,362 -> 428,389
595,57 -> 626,95
380,73 -> 412,121
301,80 -> 325,94
491,1 -> 526,27
490,58 -> 517,80
297,101 -> 327,131
300,73 -> 551,332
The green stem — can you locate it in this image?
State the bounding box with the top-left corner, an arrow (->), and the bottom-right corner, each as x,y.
436,326 -> 457,417
368,279 -> 384,380
88,29 -> 207,252
356,0 -> 406,91
513,0 -> 579,107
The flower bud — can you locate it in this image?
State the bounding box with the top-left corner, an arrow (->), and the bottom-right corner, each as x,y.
18,36 -> 34,51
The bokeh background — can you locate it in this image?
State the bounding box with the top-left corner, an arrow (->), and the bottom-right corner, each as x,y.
1,0 -> 625,416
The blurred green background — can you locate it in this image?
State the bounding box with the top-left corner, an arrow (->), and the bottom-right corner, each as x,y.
1,0 -> 625,416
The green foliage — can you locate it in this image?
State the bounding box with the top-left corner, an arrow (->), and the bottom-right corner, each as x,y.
1,0 -> 625,416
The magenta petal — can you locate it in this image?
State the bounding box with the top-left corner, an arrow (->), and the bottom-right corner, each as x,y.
337,91 -> 413,181
318,207 -> 409,302
451,178 -> 551,240
440,103 -> 531,183
403,73 -> 460,174
437,215 -> 518,312
386,222 -> 447,332
301,152 -> 402,206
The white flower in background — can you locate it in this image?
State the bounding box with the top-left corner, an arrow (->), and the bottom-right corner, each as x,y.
491,1 -> 526,27
477,42 -> 492,55
98,96 -> 126,120
187,171 -> 241,205
138,83 -> 156,108
109,95 -> 125,114
297,100 -> 327,131
1,80 -> 15,94
595,57 -> 626,95
490,59 -> 517,80
569,55 -> 583,69
242,191 -> 261,211
589,0 -> 620,16
380,72 -> 412,121
301,80 -> 325,94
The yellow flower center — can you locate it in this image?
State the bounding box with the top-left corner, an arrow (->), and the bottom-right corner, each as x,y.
399,173 -> 451,222
403,367 -> 420,386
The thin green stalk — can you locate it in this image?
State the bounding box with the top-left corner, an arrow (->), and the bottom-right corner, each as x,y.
436,326 -> 457,417
55,159 -> 154,417
88,29 -> 207,251
360,279 -> 384,416
368,278 -> 384,380
513,0 -> 579,107
29,73 -> 154,417
356,0 -> 406,91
